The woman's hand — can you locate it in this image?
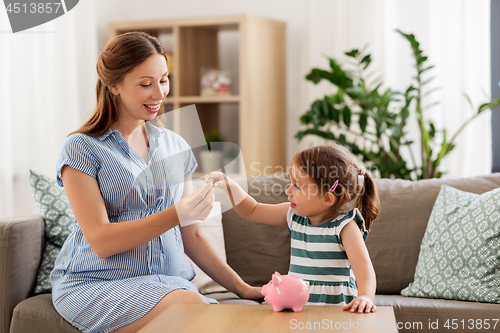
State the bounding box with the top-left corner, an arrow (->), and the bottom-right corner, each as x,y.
343,295 -> 376,313
175,182 -> 215,227
235,283 -> 263,300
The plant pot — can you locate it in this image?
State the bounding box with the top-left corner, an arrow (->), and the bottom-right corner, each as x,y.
222,157 -> 239,174
199,150 -> 223,173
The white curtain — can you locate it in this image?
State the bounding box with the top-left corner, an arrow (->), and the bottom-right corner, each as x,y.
0,0 -> 98,218
300,0 -> 491,179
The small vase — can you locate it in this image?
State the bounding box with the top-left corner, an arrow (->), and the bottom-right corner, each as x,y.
200,150 -> 223,172
222,157 -> 239,174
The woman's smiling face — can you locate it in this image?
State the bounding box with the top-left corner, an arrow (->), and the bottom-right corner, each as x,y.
111,54 -> 169,123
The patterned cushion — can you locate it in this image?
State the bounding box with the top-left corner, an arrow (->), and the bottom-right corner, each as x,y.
401,185 -> 500,303
29,170 -> 74,294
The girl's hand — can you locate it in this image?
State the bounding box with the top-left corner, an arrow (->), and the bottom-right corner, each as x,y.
206,172 -> 229,192
175,183 -> 215,226
235,283 -> 263,300
343,295 -> 376,313
207,172 -> 247,207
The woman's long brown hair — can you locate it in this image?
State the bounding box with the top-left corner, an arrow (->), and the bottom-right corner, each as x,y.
291,144 -> 380,230
72,31 -> 167,136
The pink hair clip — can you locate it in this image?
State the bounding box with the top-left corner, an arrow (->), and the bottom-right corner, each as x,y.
329,179 -> 339,193
359,169 -> 366,176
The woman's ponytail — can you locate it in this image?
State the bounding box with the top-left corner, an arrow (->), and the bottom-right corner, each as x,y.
71,77 -> 118,136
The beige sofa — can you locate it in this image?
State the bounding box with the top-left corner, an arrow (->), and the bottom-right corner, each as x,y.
2,173 -> 500,333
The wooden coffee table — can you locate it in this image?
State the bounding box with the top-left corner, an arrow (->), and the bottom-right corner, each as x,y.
138,304 -> 398,333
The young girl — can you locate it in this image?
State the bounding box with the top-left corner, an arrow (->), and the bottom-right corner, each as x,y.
210,144 -> 379,313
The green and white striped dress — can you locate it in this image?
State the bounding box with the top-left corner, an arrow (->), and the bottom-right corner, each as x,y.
286,207 -> 368,305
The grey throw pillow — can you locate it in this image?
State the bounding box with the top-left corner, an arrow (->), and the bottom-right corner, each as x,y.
29,170 -> 74,294
401,185 -> 500,303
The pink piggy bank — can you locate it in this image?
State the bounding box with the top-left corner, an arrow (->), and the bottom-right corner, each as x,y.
262,272 -> 310,312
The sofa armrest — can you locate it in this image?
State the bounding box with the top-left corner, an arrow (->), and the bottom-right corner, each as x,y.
0,216 -> 44,333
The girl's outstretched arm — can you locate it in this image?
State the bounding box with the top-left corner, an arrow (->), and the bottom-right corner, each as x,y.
340,220 -> 377,313
210,172 -> 289,226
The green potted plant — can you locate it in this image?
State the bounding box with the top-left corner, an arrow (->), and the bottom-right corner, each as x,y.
222,144 -> 240,174
397,30 -> 500,179
297,30 -> 500,180
200,129 -> 225,173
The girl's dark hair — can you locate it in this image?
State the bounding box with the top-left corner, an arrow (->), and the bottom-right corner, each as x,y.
291,144 -> 380,230
72,31 -> 167,136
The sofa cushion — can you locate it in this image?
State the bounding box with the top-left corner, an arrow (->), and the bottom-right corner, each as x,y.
0,217 -> 44,333
10,294 -> 79,333
367,173 -> 500,295
29,170 -> 75,294
217,175 -> 291,288
375,295 -> 500,332
401,185 -> 500,303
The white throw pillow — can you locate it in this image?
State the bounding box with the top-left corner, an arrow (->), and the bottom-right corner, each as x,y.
189,201 -> 228,294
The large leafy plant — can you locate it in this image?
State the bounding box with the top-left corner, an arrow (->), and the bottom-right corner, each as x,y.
297,30 -> 500,180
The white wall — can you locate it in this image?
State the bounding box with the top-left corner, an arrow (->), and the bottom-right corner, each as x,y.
0,0 -> 98,218
94,0 -> 308,166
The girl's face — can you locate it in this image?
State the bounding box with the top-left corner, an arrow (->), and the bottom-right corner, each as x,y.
286,164 -> 334,224
111,54 -> 169,124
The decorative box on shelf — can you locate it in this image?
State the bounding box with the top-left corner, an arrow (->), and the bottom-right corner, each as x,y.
200,69 -> 232,96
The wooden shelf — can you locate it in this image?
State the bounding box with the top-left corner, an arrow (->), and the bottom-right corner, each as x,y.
109,15 -> 286,176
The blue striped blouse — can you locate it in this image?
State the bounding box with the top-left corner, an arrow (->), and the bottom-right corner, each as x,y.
50,121 -> 207,333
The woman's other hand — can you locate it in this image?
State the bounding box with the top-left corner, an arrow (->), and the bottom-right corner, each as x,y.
235,283 -> 263,300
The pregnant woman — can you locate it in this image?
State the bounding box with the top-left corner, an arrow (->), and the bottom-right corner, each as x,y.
51,31 -> 262,333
